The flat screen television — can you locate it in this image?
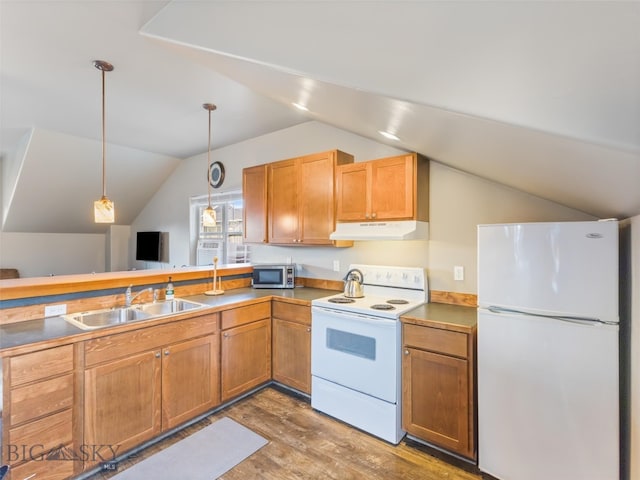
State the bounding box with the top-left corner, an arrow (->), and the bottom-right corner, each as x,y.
136,231 -> 162,262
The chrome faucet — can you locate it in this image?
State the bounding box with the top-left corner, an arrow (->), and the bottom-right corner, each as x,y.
125,285 -> 154,307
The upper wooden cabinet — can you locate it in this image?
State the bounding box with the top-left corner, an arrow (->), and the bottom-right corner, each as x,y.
267,149 -> 354,246
336,152 -> 429,222
242,164 -> 268,244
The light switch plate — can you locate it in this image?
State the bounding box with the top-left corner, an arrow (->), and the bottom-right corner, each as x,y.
453,266 -> 464,281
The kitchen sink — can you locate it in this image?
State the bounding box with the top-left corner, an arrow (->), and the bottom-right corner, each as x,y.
132,298 -> 207,316
62,298 -> 209,330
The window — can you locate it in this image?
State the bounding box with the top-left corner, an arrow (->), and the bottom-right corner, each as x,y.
190,190 -> 250,265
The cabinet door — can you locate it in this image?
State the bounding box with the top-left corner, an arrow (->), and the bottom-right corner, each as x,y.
298,152 -> 336,244
272,318 -> 311,394
84,350 -> 161,468
268,159 -> 299,244
162,334 -> 220,430
336,162 -> 370,221
221,318 -> 272,402
242,164 -> 268,243
402,347 -> 472,458
370,154 -> 414,220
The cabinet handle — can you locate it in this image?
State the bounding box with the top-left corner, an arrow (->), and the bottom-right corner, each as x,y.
155,352 -> 161,358
164,350 -> 170,356
404,349 -> 409,355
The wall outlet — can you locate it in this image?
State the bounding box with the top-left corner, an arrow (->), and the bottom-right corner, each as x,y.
333,260 -> 340,272
45,304 -> 67,317
453,266 -> 464,281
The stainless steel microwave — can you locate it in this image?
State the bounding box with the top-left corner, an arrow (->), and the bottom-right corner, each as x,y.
252,264 -> 295,289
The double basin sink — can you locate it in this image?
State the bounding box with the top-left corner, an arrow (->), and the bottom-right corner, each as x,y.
63,298 -> 209,330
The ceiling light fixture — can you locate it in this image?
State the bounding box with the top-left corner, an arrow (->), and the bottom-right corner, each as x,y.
93,60 -> 115,223
292,102 -> 309,111
378,130 -> 400,141
202,103 -> 217,228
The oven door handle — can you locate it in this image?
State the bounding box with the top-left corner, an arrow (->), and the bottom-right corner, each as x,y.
312,306 -> 392,323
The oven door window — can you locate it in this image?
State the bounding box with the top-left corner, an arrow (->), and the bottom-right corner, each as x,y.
326,328 -> 376,360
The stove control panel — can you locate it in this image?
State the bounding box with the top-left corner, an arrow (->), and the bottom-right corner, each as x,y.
349,264 -> 427,291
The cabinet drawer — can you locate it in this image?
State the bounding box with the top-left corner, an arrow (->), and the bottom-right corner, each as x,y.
272,301 -> 310,325
10,373 -> 73,426
403,323 -> 468,358
9,344 -> 73,387
8,409 -> 73,465
9,453 -> 76,480
85,313 -> 218,366
221,301 -> 271,330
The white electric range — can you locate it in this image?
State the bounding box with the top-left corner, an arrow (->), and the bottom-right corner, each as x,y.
311,264 -> 428,444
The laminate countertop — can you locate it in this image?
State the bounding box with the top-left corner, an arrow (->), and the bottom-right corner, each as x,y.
401,302 -> 477,334
0,287 -> 337,354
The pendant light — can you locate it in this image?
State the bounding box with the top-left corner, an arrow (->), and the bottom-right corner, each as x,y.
202,103 -> 217,227
93,60 -> 115,223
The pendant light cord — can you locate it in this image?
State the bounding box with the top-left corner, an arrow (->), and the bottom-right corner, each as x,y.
101,68 -> 107,198
207,107 -> 212,208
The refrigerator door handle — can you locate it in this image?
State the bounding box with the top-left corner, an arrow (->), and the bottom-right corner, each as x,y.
486,306 -> 617,326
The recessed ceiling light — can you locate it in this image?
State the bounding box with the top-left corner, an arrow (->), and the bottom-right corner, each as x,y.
378,130 -> 400,141
292,102 -> 309,111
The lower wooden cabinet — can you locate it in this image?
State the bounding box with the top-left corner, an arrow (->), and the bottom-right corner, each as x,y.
220,302 -> 272,402
161,335 -> 220,429
82,314 -> 220,470
272,300 -> 311,394
402,322 -> 476,460
1,344 -> 81,479
84,349 -> 162,466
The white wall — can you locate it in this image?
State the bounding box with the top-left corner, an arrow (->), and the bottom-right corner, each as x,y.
132,120 -> 595,288
0,232 -> 105,277
428,163 -> 595,292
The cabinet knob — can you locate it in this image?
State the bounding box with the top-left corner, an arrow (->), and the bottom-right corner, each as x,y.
223,332 -> 229,338
365,214 -> 371,219
164,350 -> 170,356
404,349 -> 409,355
306,327 -> 311,332
372,213 -> 377,218
155,352 -> 161,358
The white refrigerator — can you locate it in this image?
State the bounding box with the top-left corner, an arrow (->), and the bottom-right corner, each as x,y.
477,220 -> 619,480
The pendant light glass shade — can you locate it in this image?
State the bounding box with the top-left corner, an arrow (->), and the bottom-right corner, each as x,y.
202,103 -> 217,228
202,205 -> 216,227
93,60 -> 115,223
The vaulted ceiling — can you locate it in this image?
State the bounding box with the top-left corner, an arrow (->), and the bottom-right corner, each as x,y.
1,1 -> 639,234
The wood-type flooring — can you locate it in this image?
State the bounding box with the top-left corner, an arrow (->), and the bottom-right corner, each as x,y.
87,386 -> 482,480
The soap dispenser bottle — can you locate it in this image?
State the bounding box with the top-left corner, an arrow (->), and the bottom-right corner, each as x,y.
166,276 -> 174,300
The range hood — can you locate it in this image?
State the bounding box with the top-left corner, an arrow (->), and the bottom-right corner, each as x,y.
330,220 -> 429,241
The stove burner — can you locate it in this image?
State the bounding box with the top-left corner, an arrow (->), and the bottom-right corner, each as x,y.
371,304 -> 396,310
328,297 -> 356,304
387,299 -> 409,305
